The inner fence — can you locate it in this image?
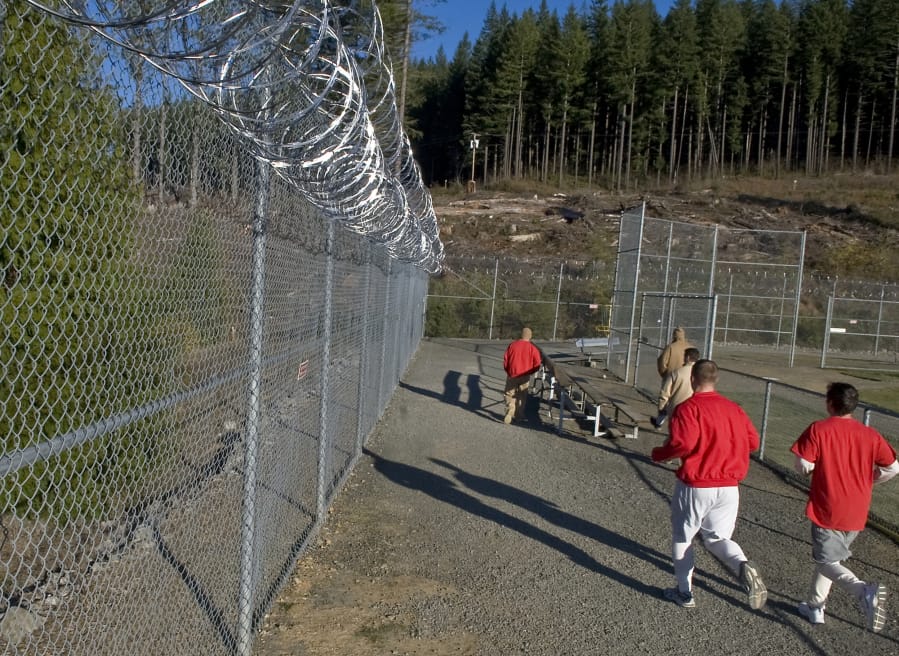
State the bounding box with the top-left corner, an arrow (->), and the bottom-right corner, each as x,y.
1,2 -> 435,655
426,255 -> 614,341
608,203 -> 806,385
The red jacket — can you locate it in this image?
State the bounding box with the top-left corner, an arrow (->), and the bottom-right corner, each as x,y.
791,416 -> 897,531
652,390 -> 759,487
503,340 -> 542,378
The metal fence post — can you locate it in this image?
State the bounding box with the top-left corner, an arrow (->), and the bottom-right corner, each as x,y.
789,231 -> 806,367
316,220 -> 336,527
759,379 -> 773,461
821,295 -> 834,368
488,258 -> 498,340
552,261 -> 564,340
356,249 -> 372,452
237,158 -> 271,656
875,285 -> 885,354
379,258 -> 392,415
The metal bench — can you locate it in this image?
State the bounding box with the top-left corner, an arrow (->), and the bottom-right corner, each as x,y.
539,357 -> 639,439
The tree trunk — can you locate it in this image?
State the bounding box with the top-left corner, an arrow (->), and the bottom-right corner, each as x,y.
852,92 -> 863,171
625,72 -> 636,189
676,86 -> 689,182
559,103 -> 568,187
865,101 -> 876,169
132,63 -> 143,185
889,38 -> 899,173
840,88 -> 848,171
669,87 -> 678,183
820,73 -> 831,175
397,0 -> 413,125
158,93 -> 167,203
588,101 -> 597,187
574,128 -> 581,183
776,53 -> 788,179
787,77 -> 798,172
190,110 -> 199,207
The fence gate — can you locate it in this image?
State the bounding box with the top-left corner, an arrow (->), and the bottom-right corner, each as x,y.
625,293 -> 717,399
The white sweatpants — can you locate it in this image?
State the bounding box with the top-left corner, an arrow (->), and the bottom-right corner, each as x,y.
670,481 -> 748,592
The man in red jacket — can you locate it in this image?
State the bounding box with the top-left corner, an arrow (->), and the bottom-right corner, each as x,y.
502,327 -> 543,424
651,359 -> 766,610
791,382 -> 898,632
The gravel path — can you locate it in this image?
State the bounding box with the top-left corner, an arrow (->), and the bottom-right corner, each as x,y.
253,338 -> 899,656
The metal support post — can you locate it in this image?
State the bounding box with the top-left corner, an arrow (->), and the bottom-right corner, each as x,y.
236,158 -> 270,656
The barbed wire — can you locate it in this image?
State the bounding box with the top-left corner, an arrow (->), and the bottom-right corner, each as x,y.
25,0 -> 444,272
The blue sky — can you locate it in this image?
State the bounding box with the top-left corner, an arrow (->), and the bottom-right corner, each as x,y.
412,0 -> 676,61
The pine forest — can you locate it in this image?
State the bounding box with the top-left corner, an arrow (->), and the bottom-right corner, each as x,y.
384,0 -> 899,190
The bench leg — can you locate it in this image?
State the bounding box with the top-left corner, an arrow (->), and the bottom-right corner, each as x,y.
557,388 -> 566,434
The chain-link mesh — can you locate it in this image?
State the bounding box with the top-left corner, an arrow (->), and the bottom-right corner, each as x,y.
822,296 -> 899,371
609,203 -> 805,382
717,369 -> 899,536
0,1 -> 434,653
426,255 -> 614,341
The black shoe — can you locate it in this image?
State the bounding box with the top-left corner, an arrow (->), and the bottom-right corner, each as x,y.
652,413 -> 667,428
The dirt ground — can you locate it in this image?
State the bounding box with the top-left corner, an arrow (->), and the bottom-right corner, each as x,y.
431,174 -> 899,281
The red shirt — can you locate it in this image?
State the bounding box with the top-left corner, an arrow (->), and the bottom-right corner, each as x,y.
651,390 -> 759,487
503,340 -> 542,378
791,416 -> 897,531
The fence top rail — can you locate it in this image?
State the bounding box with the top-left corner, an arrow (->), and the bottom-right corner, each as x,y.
718,366 -> 899,420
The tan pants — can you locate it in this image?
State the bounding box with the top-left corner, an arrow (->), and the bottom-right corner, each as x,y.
503,374 -> 531,422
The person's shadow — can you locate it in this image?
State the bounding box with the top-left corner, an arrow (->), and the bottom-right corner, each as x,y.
429,457 -> 670,572
365,448 -> 660,597
399,372 -> 493,419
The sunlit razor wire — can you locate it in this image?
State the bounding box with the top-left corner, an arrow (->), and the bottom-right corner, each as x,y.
26,0 -> 444,271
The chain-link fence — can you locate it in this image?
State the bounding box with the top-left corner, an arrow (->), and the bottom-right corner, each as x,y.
821,295 -> 899,371
608,203 -> 806,383
1,2 -> 435,654
426,255 -> 614,342
715,369 -> 899,536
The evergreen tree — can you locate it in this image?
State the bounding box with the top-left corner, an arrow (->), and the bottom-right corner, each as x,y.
557,6 -> 591,187
796,0 -> 847,173
1,3 -> 160,517
494,10 -> 540,179
605,0 -> 656,189
653,0 -> 700,182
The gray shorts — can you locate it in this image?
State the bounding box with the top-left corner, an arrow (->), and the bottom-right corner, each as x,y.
811,524 -> 859,563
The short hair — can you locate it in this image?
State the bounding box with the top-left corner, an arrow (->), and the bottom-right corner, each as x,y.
684,347 -> 700,363
826,382 -> 859,415
521,327 -> 533,340
691,359 -> 718,385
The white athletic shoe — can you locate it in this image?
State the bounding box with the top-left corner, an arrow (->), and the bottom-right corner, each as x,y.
740,560 -> 767,610
798,602 -> 825,625
861,583 -> 887,632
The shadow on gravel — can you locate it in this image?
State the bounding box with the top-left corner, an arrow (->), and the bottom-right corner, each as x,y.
430,456 -> 671,573
399,374 -> 497,420
365,448 -> 663,598
400,374 -> 552,427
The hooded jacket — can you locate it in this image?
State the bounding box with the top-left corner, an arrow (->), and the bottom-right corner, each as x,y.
657,327 -> 690,377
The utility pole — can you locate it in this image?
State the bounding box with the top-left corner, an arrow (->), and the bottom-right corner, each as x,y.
468,133 -> 479,193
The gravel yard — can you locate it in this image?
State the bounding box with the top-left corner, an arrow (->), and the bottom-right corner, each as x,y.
253,338 -> 899,656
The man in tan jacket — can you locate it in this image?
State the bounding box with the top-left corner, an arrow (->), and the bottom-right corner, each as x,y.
657,327 -> 691,378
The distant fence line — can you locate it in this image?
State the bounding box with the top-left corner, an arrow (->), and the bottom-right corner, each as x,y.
1,2 -> 434,655
428,239 -> 899,374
